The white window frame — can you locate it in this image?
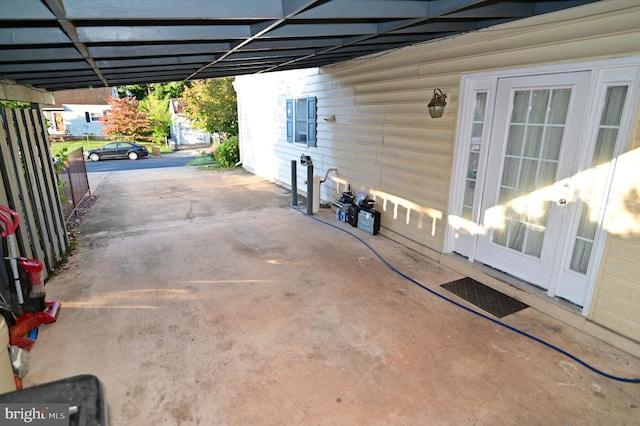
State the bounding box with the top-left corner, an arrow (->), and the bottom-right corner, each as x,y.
90,111 -> 104,122
286,96 -> 317,147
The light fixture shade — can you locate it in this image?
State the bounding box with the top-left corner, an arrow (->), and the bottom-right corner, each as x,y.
427,88 -> 447,118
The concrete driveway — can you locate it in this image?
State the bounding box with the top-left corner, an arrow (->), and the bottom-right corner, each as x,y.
25,164 -> 639,425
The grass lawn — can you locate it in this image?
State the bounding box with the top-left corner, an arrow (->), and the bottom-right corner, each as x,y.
185,152 -> 240,171
50,138 -> 173,158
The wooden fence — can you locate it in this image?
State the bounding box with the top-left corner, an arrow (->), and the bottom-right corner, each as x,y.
0,104 -> 69,279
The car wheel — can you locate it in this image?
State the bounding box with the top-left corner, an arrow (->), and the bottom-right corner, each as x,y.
89,153 -> 100,162
128,152 -> 138,160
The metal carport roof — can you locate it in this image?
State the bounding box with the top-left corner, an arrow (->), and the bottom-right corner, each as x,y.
0,0 -> 601,92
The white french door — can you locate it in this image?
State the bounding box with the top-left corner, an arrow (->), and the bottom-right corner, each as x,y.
448,62 -> 639,311
475,72 -> 589,289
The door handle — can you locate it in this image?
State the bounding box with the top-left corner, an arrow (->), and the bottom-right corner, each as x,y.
558,198 -> 567,205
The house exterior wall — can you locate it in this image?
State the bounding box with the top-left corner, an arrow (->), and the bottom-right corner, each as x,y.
235,0 -> 640,350
592,112 -> 640,343
170,119 -> 211,145
44,87 -> 115,136
168,98 -> 212,145
59,104 -> 109,136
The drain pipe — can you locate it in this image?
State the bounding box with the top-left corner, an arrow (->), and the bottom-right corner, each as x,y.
314,168 -> 339,212
321,168 -> 338,184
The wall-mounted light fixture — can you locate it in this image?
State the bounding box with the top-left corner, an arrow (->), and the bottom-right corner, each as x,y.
427,89 -> 447,118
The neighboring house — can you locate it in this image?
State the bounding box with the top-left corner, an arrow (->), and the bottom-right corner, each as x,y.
42,87 -> 117,137
235,0 -> 640,356
169,98 -> 211,145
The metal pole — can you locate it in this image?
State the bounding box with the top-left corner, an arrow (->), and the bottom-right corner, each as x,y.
290,160 -> 297,207
306,163 -> 313,215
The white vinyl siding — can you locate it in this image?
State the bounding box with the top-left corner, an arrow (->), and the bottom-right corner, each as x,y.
240,0 -> 640,253
236,0 -> 640,349
592,134 -> 640,343
594,236 -> 640,342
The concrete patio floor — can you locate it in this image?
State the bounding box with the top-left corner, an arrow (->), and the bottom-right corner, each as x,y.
24,164 -> 639,425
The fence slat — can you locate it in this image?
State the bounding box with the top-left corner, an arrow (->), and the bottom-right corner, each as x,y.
0,105 -> 69,288
1,108 -> 34,259
29,105 -> 68,260
17,108 -> 52,270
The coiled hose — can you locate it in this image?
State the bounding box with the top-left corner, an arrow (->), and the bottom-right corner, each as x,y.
293,206 -> 640,383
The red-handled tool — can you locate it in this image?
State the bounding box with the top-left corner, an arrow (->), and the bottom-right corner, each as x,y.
1,206 -> 61,346
0,206 -> 24,304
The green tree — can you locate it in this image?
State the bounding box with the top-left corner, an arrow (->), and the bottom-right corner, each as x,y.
117,82 -> 188,102
0,100 -> 30,109
181,78 -> 238,137
100,96 -> 151,140
140,93 -> 172,144
151,81 -> 188,100
116,84 -> 149,100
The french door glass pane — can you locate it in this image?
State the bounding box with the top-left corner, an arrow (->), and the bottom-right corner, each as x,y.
524,125 -> 544,157
542,127 -> 563,160
494,222 -> 509,246
600,86 -> 628,125
462,206 -> 473,221
463,180 -> 475,207
511,92 -> 530,122
526,225 -> 545,256
569,85 -> 628,274
548,89 -> 571,124
537,161 -> 558,188
493,88 -> 570,257
501,157 -> 519,187
474,94 -> 487,121
509,220 -> 526,251
520,160 -> 538,191
529,90 -> 550,123
592,128 -> 618,166
576,204 -> 598,239
460,92 -> 487,233
570,239 -> 593,273
506,125 -> 525,155
295,98 -> 308,142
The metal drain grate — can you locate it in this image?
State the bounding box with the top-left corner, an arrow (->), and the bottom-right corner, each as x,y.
441,277 -> 528,318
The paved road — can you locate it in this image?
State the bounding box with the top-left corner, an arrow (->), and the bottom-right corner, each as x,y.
84,154 -> 194,172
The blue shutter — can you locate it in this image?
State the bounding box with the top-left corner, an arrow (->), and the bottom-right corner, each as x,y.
307,96 -> 316,147
286,98 -> 293,143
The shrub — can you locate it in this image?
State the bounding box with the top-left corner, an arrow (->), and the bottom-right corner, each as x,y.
151,127 -> 166,144
214,136 -> 240,167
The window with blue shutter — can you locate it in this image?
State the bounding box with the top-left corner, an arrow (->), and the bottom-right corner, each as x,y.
307,96 -> 316,147
286,99 -> 293,142
286,96 -> 317,147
